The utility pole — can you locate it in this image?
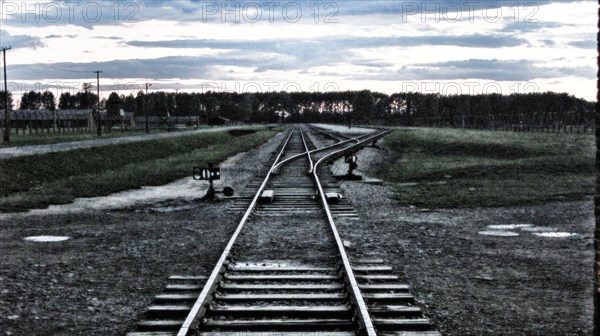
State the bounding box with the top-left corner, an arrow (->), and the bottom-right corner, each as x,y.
594,3 -> 600,335
145,83 -> 152,133
2,46 -> 11,143
93,70 -> 102,136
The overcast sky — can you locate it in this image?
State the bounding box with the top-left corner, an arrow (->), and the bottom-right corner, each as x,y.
0,0 -> 596,101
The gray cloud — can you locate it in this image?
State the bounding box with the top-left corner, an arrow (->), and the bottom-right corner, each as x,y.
540,39 -> 555,47
500,21 -> 562,33
0,1 -> 589,87
127,33 -> 528,51
1,0 -> 582,28
9,55 -> 595,85
366,58 -> 596,82
1,0 -> 141,28
43,33 -> 77,39
8,54 -> 291,81
94,36 -> 122,40
120,34 -> 527,75
568,40 -> 595,49
0,30 -> 45,49
118,34 -> 527,72
335,0 -> 585,16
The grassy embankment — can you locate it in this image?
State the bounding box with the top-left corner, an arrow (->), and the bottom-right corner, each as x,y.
0,126 -> 207,148
0,128 -> 277,212
371,127 -> 595,208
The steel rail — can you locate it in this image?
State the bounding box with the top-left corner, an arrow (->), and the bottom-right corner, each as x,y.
177,128 -> 296,336
299,128 -> 314,173
271,130 -> 384,174
272,124 -> 383,174
271,129 -> 377,175
270,137 -> 357,174
306,130 -> 382,175
309,129 -> 391,336
315,130 -> 390,169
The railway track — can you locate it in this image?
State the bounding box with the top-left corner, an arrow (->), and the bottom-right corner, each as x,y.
128,126 -> 440,336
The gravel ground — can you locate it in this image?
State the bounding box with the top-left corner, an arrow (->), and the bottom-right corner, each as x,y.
332,144 -> 594,336
0,131 -> 285,335
0,127 -> 594,335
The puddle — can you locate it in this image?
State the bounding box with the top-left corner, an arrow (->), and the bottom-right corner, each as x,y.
23,235 -> 71,242
363,177 -> 383,185
520,226 -> 557,232
147,204 -> 197,213
533,232 -> 578,238
478,231 -> 520,237
398,182 -> 419,187
482,224 -> 576,238
487,224 -> 532,230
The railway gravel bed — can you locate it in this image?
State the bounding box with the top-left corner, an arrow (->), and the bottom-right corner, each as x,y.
234,214 -> 338,264
0,127 -> 594,335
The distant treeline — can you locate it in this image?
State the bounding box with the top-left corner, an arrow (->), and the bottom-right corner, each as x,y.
2,90 -> 595,128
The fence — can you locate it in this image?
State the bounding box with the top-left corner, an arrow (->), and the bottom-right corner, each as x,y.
0,110 -> 93,135
0,110 -> 203,135
379,113 -> 595,134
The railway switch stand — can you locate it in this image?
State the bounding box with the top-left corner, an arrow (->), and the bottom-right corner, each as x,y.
193,163 -> 234,201
335,152 -> 362,180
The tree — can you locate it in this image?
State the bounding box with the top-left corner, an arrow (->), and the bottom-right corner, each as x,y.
77,91 -> 95,109
351,90 -> 375,123
237,94 -> 253,121
18,90 -> 55,110
41,91 -> 55,111
58,92 -> 80,109
0,91 -> 13,110
135,91 -> 144,116
59,92 -> 71,109
106,92 -> 122,117
19,91 -> 42,110
123,94 -> 136,113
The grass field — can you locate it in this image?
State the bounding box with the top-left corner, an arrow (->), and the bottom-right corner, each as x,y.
371,127 -> 595,208
0,127 -> 206,148
0,128 -> 276,212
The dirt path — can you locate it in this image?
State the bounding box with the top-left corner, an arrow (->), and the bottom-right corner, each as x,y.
0,126 -> 242,159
